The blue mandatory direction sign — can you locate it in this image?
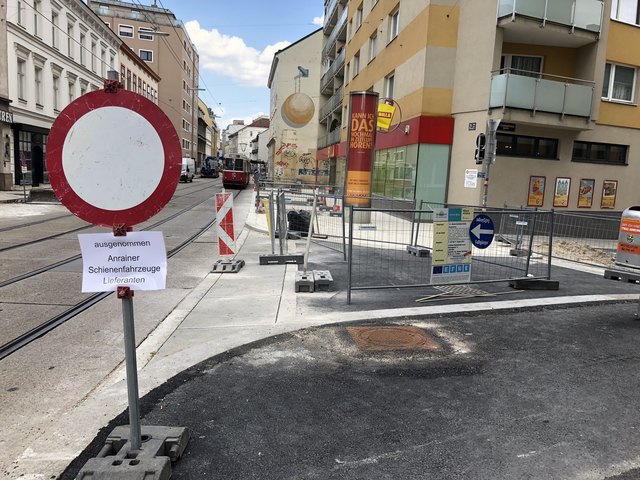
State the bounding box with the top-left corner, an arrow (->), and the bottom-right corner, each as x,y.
469,214 -> 495,249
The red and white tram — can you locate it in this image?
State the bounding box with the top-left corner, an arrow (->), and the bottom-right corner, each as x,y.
222,156 -> 251,189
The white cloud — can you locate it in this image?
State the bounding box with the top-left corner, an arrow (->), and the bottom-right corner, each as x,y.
312,15 -> 324,27
185,20 -> 290,88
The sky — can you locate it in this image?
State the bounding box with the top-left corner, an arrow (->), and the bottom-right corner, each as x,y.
151,0 -> 325,131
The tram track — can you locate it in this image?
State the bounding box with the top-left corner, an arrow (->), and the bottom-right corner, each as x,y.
0,185 -> 236,361
0,182 -> 217,254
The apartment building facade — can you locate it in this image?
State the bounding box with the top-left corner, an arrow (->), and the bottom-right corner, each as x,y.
318,0 -> 639,212
119,41 -> 160,104
4,0 -> 120,190
267,28 -> 323,184
227,116 -> 269,160
89,0 -> 200,164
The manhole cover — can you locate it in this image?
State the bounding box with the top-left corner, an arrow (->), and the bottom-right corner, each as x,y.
347,326 -> 441,352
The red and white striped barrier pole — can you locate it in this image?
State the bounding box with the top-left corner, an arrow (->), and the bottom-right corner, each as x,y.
215,192 -> 235,255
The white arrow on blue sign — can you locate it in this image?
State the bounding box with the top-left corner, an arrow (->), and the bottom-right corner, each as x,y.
469,214 -> 495,249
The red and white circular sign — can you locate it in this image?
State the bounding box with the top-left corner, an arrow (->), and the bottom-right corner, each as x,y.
47,89 -> 182,227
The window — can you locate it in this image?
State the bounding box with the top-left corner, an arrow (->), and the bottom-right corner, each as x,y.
602,62 -> 635,102
368,32 -> 377,62
67,24 -> 74,58
35,67 -> 43,105
389,7 -> 400,42
33,0 -> 41,37
612,0 -> 640,24
118,25 -> 133,38
68,79 -> 75,103
372,146 -> 416,200
182,139 -> 191,150
99,4 -> 109,15
132,74 -> 137,93
139,27 -> 154,40
91,40 -> 97,71
572,141 -> 628,165
79,33 -> 85,65
497,134 -> 558,159
80,83 -> 87,96
139,49 -> 153,62
101,48 -> 106,77
353,53 -> 360,78
501,54 -> 543,77
17,1 -> 24,25
126,68 -> 131,90
120,64 -> 126,84
17,59 -> 26,99
51,12 -> 58,48
53,75 -> 60,111
384,73 -> 395,99
355,4 -> 363,30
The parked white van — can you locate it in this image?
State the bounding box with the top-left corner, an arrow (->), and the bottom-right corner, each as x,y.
180,158 -> 195,183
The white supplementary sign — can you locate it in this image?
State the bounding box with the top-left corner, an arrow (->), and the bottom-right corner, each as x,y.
78,231 -> 167,292
464,169 -> 478,188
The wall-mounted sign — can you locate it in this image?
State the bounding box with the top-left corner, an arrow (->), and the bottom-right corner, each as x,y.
0,110 -> 13,124
497,122 -> 516,132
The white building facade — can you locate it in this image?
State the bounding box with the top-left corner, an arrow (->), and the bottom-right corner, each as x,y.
5,0 -> 120,189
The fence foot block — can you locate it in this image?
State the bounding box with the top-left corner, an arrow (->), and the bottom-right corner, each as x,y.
509,279 -> 559,290
329,212 -> 343,217
212,259 -> 245,273
259,254 -> 304,265
313,270 -> 333,291
406,245 -> 430,257
295,271 -> 315,292
604,269 -> 640,284
510,248 -> 529,257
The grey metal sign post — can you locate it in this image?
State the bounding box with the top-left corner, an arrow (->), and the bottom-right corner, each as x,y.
481,118 -> 500,208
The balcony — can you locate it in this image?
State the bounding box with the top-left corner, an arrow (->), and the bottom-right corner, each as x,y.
497,0 -> 603,47
323,8 -> 348,59
320,49 -> 346,93
318,128 -> 342,150
319,86 -> 344,121
489,69 -> 594,129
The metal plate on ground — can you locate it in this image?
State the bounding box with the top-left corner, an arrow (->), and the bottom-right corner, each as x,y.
434,285 -> 489,296
347,326 -> 441,352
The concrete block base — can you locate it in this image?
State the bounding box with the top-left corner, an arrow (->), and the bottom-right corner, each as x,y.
295,271 -> 314,292
259,254 -> 304,265
313,270 -> 333,291
509,279 -> 560,290
76,425 -> 190,480
406,245 -> 430,257
212,259 -> 245,273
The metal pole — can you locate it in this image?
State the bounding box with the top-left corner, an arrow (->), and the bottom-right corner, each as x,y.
547,209 -> 554,280
120,290 -> 142,451
269,191 -> 275,255
303,188 -> 318,273
482,119 -> 500,208
347,206 -> 354,305
341,193 -> 347,261
524,211 -> 538,278
415,200 -> 424,247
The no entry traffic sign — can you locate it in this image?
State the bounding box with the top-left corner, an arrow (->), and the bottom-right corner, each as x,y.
47,88 -> 181,227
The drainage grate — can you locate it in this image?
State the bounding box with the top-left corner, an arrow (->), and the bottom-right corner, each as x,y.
347,326 -> 441,352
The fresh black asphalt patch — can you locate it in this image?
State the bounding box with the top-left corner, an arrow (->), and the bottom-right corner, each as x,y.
63,301 -> 640,479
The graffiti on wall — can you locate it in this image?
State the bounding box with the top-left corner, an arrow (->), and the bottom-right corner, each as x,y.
273,141 -> 328,182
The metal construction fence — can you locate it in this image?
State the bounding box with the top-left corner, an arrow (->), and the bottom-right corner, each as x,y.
253,184 -> 625,302
346,205 -> 554,303
495,206 -> 620,269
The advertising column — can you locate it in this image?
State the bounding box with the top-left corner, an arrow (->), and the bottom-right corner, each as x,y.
345,91 -> 378,217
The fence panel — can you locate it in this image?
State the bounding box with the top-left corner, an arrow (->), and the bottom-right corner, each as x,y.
347,206 -> 554,302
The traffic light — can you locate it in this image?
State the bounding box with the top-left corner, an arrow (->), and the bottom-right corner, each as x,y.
475,133 -> 486,165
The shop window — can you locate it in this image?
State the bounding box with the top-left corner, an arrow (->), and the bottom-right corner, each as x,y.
572,141 -> 627,165
496,134 -> 558,159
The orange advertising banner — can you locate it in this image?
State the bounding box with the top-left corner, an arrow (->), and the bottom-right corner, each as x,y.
621,218 -> 640,235
345,91 -> 378,207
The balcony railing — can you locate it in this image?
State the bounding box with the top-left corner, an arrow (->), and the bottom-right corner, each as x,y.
319,86 -> 344,120
324,0 -> 339,32
320,49 -> 346,92
318,128 -> 342,149
323,8 -> 348,59
489,69 -> 594,119
498,0 -> 604,33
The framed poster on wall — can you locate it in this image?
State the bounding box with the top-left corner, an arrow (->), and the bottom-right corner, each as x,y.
527,175 -> 545,207
553,177 -> 571,208
577,178 -> 595,208
600,180 -> 618,209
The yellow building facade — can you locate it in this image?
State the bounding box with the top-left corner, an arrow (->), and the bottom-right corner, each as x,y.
319,0 -> 639,211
